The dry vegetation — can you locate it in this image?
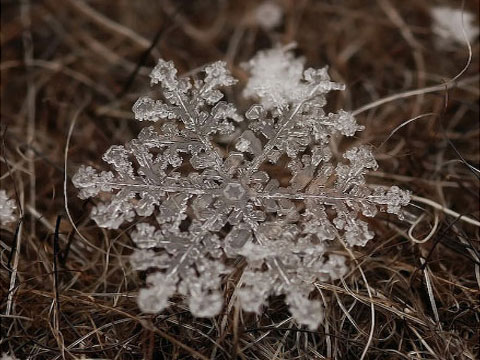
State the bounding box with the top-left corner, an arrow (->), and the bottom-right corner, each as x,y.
1,0 -> 479,359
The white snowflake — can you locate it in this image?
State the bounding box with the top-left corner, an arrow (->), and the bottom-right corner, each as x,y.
242,44 -> 346,111
0,353 -> 18,360
431,6 -> 479,46
255,1 -> 283,30
0,190 -> 16,225
73,49 -> 409,329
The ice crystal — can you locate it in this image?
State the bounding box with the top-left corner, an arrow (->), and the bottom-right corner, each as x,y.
242,44 -> 346,111
0,190 -> 16,225
255,1 -> 283,30
0,353 -> 18,360
431,6 -> 479,46
73,48 -> 410,329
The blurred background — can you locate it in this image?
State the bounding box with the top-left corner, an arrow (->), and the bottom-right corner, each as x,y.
1,1 -> 479,359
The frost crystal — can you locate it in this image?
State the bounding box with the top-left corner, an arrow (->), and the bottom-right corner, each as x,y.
0,353 -> 18,360
73,50 -> 410,329
242,44 -> 345,111
431,6 -> 479,46
255,1 -> 283,30
0,190 -> 16,225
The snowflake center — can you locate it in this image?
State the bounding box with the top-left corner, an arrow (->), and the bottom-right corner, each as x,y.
223,182 -> 246,201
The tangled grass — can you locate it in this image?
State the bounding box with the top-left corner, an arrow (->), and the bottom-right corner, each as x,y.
1,0 -> 478,359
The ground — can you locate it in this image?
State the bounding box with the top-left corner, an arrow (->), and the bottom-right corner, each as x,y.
1,0 -> 479,359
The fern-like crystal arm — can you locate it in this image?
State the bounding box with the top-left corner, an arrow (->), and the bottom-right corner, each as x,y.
146,59 -> 240,177
237,220 -> 348,330
245,77 -> 346,175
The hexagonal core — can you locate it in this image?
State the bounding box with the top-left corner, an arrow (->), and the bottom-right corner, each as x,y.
223,182 -> 246,201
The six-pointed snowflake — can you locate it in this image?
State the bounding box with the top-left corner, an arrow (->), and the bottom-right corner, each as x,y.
73,46 -> 410,329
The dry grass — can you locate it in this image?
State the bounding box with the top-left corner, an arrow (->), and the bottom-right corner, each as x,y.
1,0 -> 479,359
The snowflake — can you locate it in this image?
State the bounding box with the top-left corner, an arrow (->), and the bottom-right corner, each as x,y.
0,190 -> 16,225
73,47 -> 410,329
0,353 -> 18,360
431,6 -> 479,46
255,1 -> 283,30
